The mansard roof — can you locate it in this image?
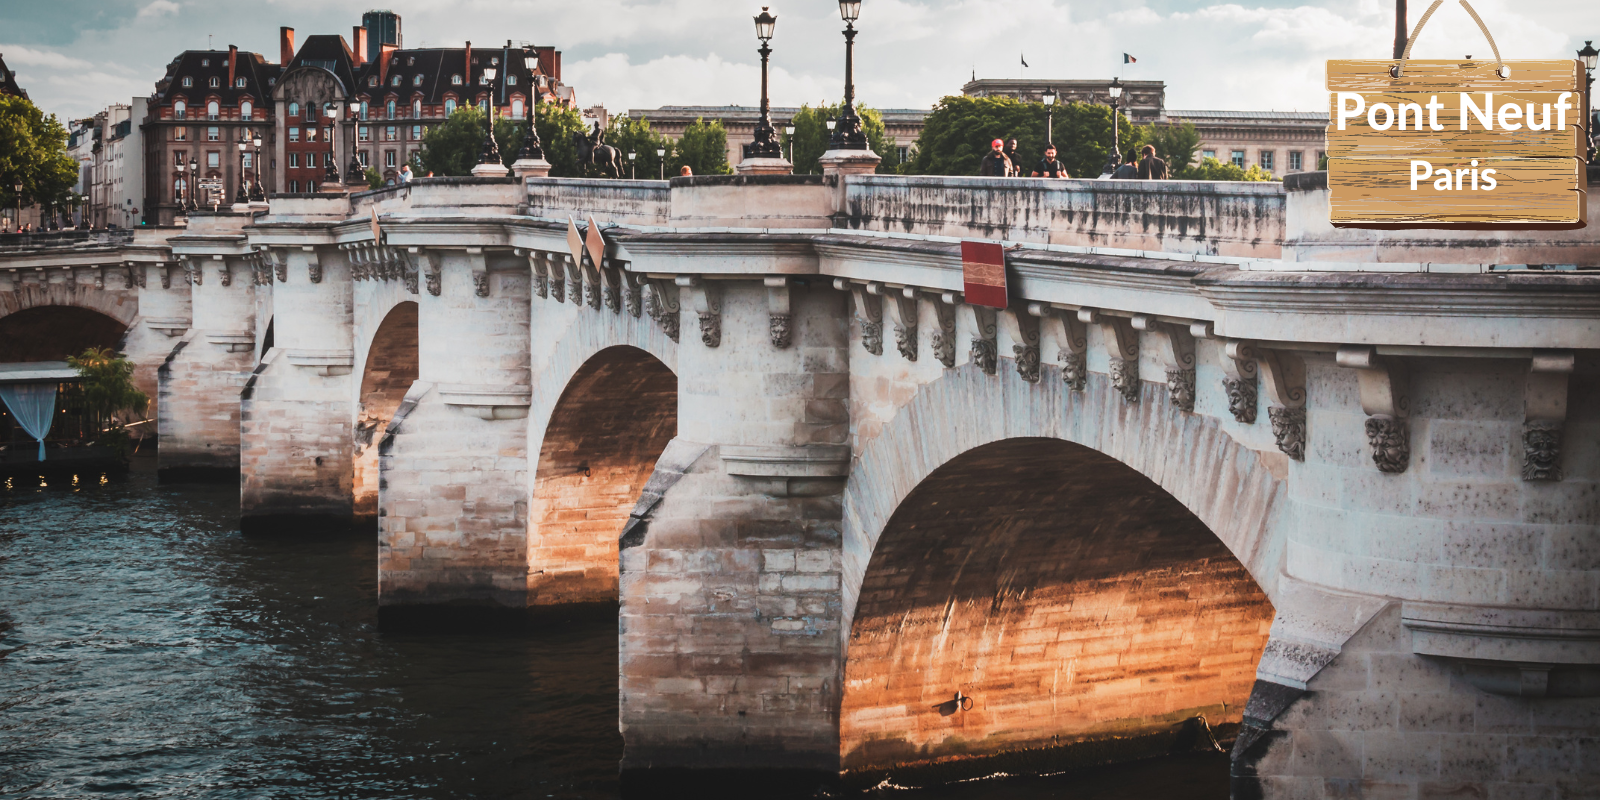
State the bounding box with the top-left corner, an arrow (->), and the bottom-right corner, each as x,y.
279,34 -> 359,95
153,49 -> 280,104
350,44 -> 557,105
0,53 -> 29,99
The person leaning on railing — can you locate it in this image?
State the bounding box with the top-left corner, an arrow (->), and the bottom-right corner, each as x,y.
1030,144 -> 1069,178
979,138 -> 1012,177
1137,145 -> 1169,180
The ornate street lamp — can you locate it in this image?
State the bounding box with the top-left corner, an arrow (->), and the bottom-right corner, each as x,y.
187,157 -> 198,211
628,150 -> 637,179
1101,77 -> 1124,177
478,67 -> 502,167
743,7 -> 784,160
1580,40 -> 1598,164
12,181 -> 20,231
346,106 -> 364,187
250,132 -> 265,201
784,124 -> 796,162
235,136 -> 250,205
829,0 -> 868,150
518,47 -> 545,162
657,146 -> 666,179
1042,86 -> 1057,145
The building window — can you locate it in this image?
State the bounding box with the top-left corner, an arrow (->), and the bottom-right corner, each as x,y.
385,150 -> 396,167
323,126 -> 332,141
451,74 -> 462,85
368,75 -> 379,87
1259,151 -> 1275,171
444,98 -> 456,115
209,76 -> 220,88
201,58 -> 210,67
175,126 -> 187,141
391,75 -> 401,87
175,151 -> 185,166
360,151 -> 370,166
174,100 -> 186,119
360,101 -> 369,120
511,98 -> 523,118
290,180 -> 299,193
507,74 -> 517,86
387,100 -> 395,119
1288,151 -> 1303,171
303,104 -> 314,122
289,101 -> 299,117
385,126 -> 396,141
897,146 -> 909,162
1317,150 -> 1326,167
1230,150 -> 1245,167
182,76 -> 193,87
289,127 -> 299,142
206,100 -> 219,120
491,57 -> 499,66
413,75 -> 424,87
359,126 -> 370,142
235,77 -> 246,88
207,126 -> 219,141
407,57 -> 415,66
174,177 -> 186,199
243,152 -> 253,168
207,151 -> 219,168
289,152 -> 299,167
412,99 -> 422,118
241,101 -> 253,120
479,74 -> 489,85
1202,149 -> 1215,160
308,152 -> 318,168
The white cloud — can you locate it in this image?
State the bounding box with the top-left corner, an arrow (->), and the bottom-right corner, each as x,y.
0,44 -> 94,70
137,0 -> 181,19
566,52 -> 833,113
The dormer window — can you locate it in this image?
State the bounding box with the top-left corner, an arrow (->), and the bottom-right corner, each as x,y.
491,57 -> 499,66
507,74 -> 517,86
413,74 -> 424,87
444,98 -> 456,115
386,100 -> 395,119
368,75 -> 379,87
235,77 -> 246,88
407,57 -> 415,66
182,76 -> 193,87
391,55 -> 400,65
412,99 -> 421,117
174,100 -> 187,119
207,100 -> 219,120
241,101 -> 253,120
451,74 -> 462,85
201,58 -> 210,67
391,75 -> 401,86
209,76 -> 220,88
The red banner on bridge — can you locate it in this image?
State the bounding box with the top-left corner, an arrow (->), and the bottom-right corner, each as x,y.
961,241 -> 1008,309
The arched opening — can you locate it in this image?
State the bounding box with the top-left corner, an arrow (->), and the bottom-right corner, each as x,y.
841,437 -> 1274,782
530,346 -> 676,607
354,302 -> 418,525
0,306 -> 128,362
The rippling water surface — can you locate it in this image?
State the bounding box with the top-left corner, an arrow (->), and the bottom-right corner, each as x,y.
0,456 -> 1226,799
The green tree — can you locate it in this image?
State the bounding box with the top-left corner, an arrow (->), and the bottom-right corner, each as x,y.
0,95 -> 80,220
534,101 -> 589,178
781,102 -> 899,175
904,95 -> 1134,179
1184,156 -> 1278,182
363,167 -> 384,190
419,106 -> 491,177
67,347 -> 149,458
671,117 -> 732,176
1133,121 -> 1203,177
605,115 -> 675,180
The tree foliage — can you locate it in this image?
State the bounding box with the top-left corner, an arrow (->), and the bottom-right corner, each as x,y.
0,95 -> 80,213
417,102 -> 588,178
671,118 -> 732,176
606,114 -> 676,180
781,103 -> 899,175
67,347 -> 148,456
1184,157 -> 1277,182
903,95 -> 1134,179
1135,121 -> 1203,177
418,106 -> 491,177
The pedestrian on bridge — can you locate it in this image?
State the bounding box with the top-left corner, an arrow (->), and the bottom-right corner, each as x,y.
979,139 -> 1012,177
1030,145 -> 1069,178
1137,144 -> 1169,180
1112,151 -> 1138,180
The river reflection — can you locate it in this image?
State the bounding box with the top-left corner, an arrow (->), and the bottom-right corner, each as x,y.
0,456 -> 1226,799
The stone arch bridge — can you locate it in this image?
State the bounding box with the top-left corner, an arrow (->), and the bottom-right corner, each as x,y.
2,172 -> 1597,797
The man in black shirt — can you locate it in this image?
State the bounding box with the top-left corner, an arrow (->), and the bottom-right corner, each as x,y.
1112,151 -> 1138,179
1137,144 -> 1169,179
979,138 -> 1012,177
1003,139 -> 1024,177
1030,145 -> 1068,178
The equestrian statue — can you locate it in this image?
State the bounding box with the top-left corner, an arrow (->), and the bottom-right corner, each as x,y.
572,122 -> 625,178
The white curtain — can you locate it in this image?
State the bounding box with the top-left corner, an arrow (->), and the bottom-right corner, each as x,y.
0,383 -> 58,461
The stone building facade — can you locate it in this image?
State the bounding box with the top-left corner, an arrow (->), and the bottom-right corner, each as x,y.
623,105 -> 928,172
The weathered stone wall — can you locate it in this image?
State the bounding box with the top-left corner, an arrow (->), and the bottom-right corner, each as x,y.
156,256 -> 254,476
843,436 -> 1272,772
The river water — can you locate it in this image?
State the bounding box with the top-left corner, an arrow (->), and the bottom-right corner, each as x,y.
0,456 -> 1227,799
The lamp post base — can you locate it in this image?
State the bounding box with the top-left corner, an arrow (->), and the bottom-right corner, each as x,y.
471,162 -> 511,178
511,158 -> 552,179
318,181 -> 348,194
734,157 -> 794,176
817,149 -> 881,176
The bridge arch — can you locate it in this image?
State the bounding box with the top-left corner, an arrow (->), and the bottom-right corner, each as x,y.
0,282 -> 138,362
839,362 -> 1287,777
354,301 -> 418,524
524,299 -> 678,607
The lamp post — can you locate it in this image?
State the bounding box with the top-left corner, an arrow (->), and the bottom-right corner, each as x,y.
656,147 -> 666,179
1042,86 -> 1057,145
518,47 -> 546,162
829,0 -> 868,150
12,182 -> 20,232
628,151 -> 637,179
250,132 -> 265,201
478,67 -> 501,168
188,157 -> 198,211
1101,77 -> 1124,177
1580,40 -> 1598,164
743,7 -> 784,161
784,125 -> 796,162
347,106 -> 364,187
235,135 -> 250,205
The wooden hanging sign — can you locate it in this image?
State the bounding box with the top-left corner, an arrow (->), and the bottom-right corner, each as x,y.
1325,58 -> 1588,229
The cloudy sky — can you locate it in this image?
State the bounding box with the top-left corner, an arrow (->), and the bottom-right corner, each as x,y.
2,0 -> 1597,120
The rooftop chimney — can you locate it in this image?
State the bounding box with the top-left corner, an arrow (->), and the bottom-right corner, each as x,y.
227,44 -> 237,88
352,27 -> 368,66
280,27 -> 295,66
